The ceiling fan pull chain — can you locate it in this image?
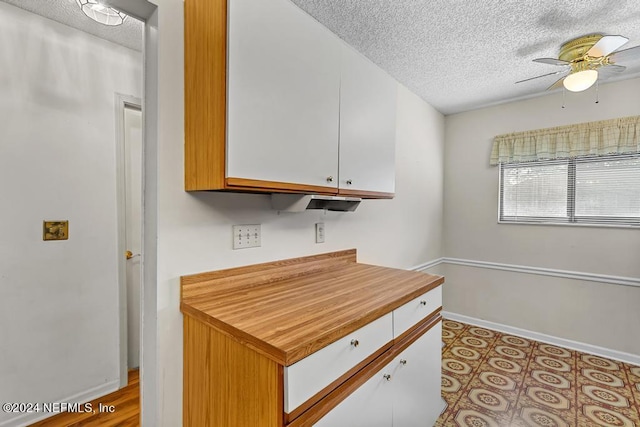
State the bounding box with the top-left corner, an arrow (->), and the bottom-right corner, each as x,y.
562,87 -> 565,109
595,80 -> 599,104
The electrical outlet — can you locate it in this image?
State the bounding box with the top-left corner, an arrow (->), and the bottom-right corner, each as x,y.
315,222 -> 325,243
232,224 -> 261,249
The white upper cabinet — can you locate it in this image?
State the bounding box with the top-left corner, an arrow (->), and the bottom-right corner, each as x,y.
227,0 -> 341,189
338,45 -> 397,195
216,0 -> 396,196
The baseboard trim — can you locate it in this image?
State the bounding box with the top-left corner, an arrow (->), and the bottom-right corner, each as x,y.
0,379 -> 120,427
442,311 -> 640,367
442,257 -> 640,288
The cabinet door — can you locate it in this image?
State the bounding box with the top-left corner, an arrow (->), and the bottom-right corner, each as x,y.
338,45 -> 397,195
392,321 -> 443,427
314,366 -> 394,427
227,0 -> 340,189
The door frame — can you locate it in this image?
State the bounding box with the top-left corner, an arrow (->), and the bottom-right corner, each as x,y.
104,1 -> 158,425
115,94 -> 142,388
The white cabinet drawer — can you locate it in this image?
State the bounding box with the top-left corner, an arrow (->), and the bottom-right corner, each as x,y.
393,285 -> 441,338
284,312 -> 393,413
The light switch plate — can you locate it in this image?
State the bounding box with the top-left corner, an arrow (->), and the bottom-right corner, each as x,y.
43,220 -> 69,241
232,224 -> 261,249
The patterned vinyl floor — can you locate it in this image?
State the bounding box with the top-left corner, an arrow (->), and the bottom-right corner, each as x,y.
435,319 -> 640,427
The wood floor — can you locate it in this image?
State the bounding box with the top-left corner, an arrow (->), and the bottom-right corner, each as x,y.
29,370 -> 140,427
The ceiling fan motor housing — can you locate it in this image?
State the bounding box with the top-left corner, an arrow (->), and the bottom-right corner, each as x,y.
559,34 -> 603,61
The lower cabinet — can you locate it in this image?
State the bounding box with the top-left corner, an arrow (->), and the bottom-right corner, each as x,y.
315,320 -> 442,427
392,321 -> 442,427
314,367 -> 393,427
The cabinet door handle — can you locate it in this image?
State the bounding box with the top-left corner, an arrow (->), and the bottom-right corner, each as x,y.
346,179 -> 352,185
326,176 -> 334,183
420,300 -> 427,306
350,339 -> 359,348
400,359 -> 407,365
383,374 -> 391,381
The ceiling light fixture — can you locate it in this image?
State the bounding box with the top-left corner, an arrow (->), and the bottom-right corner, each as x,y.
76,0 -> 127,26
563,69 -> 598,92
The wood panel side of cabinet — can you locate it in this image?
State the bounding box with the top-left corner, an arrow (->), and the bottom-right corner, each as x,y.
184,0 -> 227,191
183,315 -> 284,427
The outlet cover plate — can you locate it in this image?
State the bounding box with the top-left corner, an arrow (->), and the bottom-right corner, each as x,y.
315,222 -> 325,243
232,224 -> 261,249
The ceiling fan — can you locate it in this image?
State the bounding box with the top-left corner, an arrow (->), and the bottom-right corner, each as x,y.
516,34 -> 640,92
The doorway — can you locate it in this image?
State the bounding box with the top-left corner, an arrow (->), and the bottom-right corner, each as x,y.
117,97 -> 143,384
0,0 -> 157,425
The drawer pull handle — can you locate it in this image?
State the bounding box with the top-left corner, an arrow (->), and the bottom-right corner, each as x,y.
420,300 -> 427,306
346,179 -> 353,185
400,359 -> 407,365
350,339 -> 359,348
383,374 -> 392,381
326,176 -> 334,183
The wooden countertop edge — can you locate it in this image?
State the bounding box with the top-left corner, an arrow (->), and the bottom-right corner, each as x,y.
181,276 -> 443,366
179,250 -> 444,366
282,277 -> 443,365
181,304 -> 288,365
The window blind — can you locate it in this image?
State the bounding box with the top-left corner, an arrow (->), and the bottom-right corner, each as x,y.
500,154 -> 640,226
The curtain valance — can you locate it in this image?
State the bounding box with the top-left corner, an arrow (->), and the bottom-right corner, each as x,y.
490,115 -> 640,165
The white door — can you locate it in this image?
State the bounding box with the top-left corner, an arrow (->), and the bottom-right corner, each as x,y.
392,321 -> 443,427
227,0 -> 341,189
338,44 -> 397,194
314,365 -> 394,427
124,106 -> 142,369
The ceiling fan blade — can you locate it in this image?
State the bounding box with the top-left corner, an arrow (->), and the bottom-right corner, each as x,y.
587,35 -> 628,57
533,58 -> 570,66
609,45 -> 640,63
516,70 -> 569,84
598,64 -> 627,80
547,76 -> 565,91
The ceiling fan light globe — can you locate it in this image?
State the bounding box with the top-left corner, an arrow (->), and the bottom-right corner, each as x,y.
75,0 -> 127,26
563,70 -> 598,92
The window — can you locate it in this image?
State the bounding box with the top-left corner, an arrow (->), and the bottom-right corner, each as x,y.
499,154 -> 640,226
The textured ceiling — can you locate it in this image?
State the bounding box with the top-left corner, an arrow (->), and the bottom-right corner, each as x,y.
5,0 -> 639,114
0,0 -> 142,51
290,0 -> 640,115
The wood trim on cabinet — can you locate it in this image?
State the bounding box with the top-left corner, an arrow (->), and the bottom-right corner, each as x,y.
392,312 -> 442,357
337,188 -> 395,199
395,307 -> 442,344
287,312 -> 442,427
184,0 -> 227,191
226,177 -> 338,195
183,315 -> 283,427
184,0 -> 396,198
283,341 -> 393,425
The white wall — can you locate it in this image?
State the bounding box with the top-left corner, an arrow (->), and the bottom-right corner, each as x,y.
443,77 -> 640,356
151,1 -> 445,424
0,3 -> 142,426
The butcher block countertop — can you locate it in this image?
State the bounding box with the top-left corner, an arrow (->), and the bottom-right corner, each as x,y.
180,249 -> 444,366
